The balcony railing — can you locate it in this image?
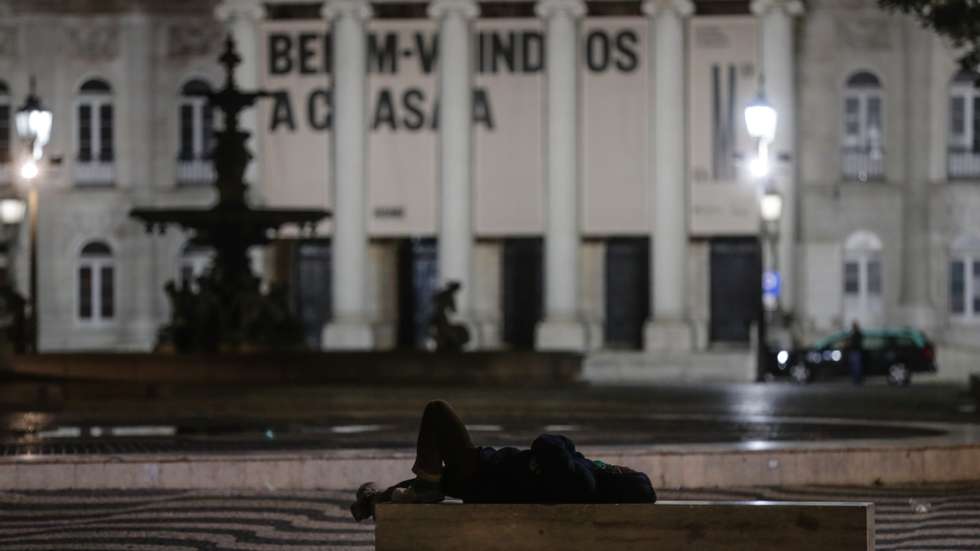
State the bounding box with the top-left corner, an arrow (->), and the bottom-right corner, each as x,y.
176,158 -> 214,185
841,148 -> 884,181
948,149 -> 980,179
75,161 -> 115,186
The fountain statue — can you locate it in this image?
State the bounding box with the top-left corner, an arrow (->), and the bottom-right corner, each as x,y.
131,36 -> 329,353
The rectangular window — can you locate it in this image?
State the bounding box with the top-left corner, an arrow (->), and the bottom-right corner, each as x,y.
867,258 -> 882,296
179,104 -> 194,161
951,96 -> 966,141
951,260 -> 965,315
0,104 -> 10,164
202,105 -> 213,159
78,104 -> 92,162
844,97 -> 860,144
866,97 -> 882,143
79,266 -> 93,319
98,104 -> 113,162
844,261 -> 860,295
100,265 -> 114,319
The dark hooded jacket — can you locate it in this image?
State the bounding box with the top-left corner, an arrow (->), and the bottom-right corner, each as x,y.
450,434 -> 656,504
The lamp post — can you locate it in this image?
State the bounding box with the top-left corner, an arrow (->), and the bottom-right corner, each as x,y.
745,90 -> 779,380
15,77 -> 52,353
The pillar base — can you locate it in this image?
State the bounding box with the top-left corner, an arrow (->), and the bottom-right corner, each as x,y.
644,319 -> 693,352
322,319 -> 375,350
535,318 -> 588,351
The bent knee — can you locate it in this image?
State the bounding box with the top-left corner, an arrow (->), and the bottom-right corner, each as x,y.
425,400 -> 452,414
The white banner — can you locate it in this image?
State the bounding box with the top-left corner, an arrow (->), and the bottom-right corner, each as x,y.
258,18 -> 650,237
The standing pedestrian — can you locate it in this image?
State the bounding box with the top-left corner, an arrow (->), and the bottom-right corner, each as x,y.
848,320 -> 864,385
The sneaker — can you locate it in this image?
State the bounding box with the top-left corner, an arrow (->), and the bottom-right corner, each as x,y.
390,478 -> 445,503
350,482 -> 380,522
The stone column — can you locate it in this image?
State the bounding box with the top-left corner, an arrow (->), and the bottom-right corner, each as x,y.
643,0 -> 695,352
430,0 -> 480,345
534,0 -> 588,351
751,0 -> 803,313
321,0 -> 375,349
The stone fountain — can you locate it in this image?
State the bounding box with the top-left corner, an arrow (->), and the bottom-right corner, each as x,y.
131,36 -> 329,352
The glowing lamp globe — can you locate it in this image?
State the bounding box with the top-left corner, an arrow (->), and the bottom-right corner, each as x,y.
760,191 -> 783,223
744,95 -> 777,143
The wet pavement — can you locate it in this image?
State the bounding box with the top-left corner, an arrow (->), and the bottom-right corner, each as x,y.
0,380 -> 975,455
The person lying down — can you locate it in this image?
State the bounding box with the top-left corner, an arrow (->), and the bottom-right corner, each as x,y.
350,400 -> 656,521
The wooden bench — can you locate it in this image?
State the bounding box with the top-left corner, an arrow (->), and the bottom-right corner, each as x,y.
376,501 -> 874,551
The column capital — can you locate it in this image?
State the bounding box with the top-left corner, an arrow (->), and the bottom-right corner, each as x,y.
750,0 -> 805,17
428,0 -> 480,20
321,0 -> 374,22
641,0 -> 694,18
534,0 -> 586,20
214,0 -> 266,23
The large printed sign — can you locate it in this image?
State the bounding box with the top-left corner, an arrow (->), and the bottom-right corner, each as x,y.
258,18 -> 650,236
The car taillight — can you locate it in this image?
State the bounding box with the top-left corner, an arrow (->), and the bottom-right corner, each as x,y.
923,345 -> 934,362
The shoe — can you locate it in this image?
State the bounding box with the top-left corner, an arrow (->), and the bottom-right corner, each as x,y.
350,482 -> 380,522
390,478 -> 445,504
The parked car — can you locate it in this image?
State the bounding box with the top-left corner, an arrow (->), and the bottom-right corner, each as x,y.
768,327 -> 937,385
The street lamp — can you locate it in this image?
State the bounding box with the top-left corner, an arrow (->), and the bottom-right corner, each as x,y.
15,77 -> 52,353
745,90 -> 780,381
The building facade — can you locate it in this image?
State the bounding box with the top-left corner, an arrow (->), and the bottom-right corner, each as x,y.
0,0 -> 976,380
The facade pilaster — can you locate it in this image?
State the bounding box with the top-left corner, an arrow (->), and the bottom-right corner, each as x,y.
430,0 -> 480,346
321,0 -> 375,349
534,0 -> 588,351
643,0 -> 695,352
750,0 -> 803,314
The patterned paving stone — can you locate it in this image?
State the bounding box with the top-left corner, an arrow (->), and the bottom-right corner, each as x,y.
0,484 -> 977,550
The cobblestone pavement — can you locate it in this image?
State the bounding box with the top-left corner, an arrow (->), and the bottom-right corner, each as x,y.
0,484 -> 978,550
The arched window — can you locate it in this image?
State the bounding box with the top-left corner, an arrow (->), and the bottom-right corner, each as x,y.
842,71 -> 884,181
950,234 -> 980,321
949,70 -> 980,178
179,242 -> 212,290
0,81 -> 10,176
76,78 -> 114,185
843,230 -> 883,328
78,241 -> 115,322
177,79 -> 215,184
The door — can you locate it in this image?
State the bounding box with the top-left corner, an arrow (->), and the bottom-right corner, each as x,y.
604,238 -> 649,349
842,253 -> 883,328
502,238 -> 543,349
709,238 -> 761,344
293,240 -> 332,349
397,238 -> 439,348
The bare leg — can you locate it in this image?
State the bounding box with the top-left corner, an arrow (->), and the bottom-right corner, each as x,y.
412,400 -> 480,479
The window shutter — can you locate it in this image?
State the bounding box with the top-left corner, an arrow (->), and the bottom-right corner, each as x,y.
78,266 -> 93,319
100,265 -> 114,319
178,104 -> 194,161
99,104 -> 113,162
78,104 -> 92,162
951,260 -> 966,314
0,104 -> 10,164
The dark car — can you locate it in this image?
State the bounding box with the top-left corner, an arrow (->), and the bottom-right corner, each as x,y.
769,328 -> 937,385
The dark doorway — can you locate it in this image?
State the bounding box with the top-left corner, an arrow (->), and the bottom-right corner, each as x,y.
709,238 -> 761,344
292,240 -> 332,349
604,237 -> 650,349
502,238 -> 543,349
397,238 -> 439,348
